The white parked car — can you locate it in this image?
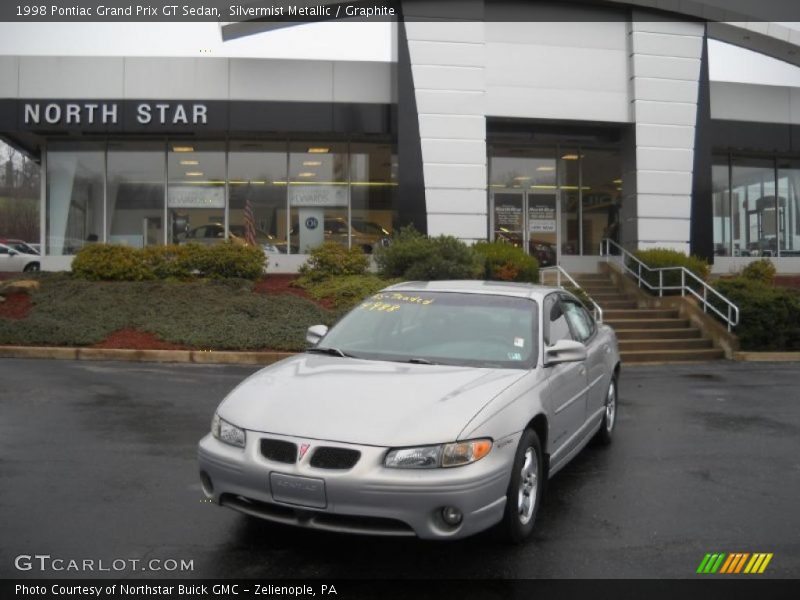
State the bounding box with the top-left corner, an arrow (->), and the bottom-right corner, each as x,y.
0,243 -> 40,272
198,281 -> 621,541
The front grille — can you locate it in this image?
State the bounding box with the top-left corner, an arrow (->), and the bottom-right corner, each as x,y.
260,439 -> 297,464
309,447 -> 361,469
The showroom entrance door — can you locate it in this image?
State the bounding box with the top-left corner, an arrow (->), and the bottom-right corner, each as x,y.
490,190 -> 558,267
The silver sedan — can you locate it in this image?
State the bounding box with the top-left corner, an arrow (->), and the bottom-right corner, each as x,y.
198,280 -> 620,541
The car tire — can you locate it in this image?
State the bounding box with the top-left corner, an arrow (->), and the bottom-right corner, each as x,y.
499,428 -> 543,543
23,262 -> 40,273
594,374 -> 617,446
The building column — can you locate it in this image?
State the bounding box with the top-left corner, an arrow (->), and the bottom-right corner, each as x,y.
629,15 -> 705,254
403,19 -> 488,243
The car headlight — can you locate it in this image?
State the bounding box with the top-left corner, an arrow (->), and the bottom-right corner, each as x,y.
211,413 -> 246,448
384,439 -> 492,469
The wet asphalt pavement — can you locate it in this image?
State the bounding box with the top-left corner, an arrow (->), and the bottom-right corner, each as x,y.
0,358 -> 798,579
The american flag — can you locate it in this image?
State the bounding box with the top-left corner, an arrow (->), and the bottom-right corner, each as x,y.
243,185 -> 257,246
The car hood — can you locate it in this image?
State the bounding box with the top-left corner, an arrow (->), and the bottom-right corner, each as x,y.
217,354 -> 528,447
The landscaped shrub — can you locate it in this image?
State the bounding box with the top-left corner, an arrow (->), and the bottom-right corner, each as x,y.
473,241 -> 539,283
375,227 -> 482,280
141,244 -> 200,279
297,242 -> 369,282
741,258 -> 776,285
200,242 -> 265,279
301,274 -> 394,310
71,244 -> 154,281
632,248 -> 710,290
72,242 -> 264,281
715,276 -> 800,351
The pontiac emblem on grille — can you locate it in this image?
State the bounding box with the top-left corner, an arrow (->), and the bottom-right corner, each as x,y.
298,443 -> 311,461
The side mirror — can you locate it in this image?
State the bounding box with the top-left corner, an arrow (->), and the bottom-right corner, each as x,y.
306,324 -> 329,346
544,339 -> 587,366
8,249 -> 18,256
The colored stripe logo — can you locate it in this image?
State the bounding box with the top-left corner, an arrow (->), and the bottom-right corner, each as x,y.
696,553 -> 773,574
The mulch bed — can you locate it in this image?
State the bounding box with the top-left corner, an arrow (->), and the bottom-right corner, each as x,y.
92,329 -> 188,351
0,293 -> 32,320
253,275 -> 335,309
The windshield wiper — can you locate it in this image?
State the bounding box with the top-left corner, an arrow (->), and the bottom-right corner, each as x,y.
406,357 -> 438,365
306,347 -> 355,358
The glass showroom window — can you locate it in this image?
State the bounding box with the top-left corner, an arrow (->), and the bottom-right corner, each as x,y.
712,156 -> 732,256
349,142 -> 396,253
581,148 -> 622,255
288,141 -> 348,254
777,159 -> 800,256
228,141 -> 288,254
46,142 -> 104,255
0,142 -> 40,246
731,158 -> 777,257
107,141 -> 166,247
167,142 -> 225,245
559,148 -> 581,256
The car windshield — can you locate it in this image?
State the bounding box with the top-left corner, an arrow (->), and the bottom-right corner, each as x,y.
318,290 -> 538,369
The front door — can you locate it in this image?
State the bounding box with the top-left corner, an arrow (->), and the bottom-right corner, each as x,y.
491,190 -> 558,267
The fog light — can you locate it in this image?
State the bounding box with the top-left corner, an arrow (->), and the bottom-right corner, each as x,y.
441,506 -> 463,526
200,471 -> 214,497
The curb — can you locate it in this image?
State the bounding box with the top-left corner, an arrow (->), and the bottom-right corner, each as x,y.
0,345 -> 295,366
732,351 -> 800,362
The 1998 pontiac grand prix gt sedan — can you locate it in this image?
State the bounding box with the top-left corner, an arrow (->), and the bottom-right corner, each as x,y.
198,281 -> 620,542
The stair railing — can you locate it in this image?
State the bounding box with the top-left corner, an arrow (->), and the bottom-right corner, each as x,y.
600,238 -> 739,332
539,265 -> 604,323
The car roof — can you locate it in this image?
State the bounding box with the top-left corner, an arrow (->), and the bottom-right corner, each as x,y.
382,280 -> 562,301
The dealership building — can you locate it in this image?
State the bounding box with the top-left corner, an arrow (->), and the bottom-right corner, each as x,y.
2,1 -> 800,273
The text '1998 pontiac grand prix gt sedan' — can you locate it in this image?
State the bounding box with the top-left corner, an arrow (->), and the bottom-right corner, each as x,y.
198,280 -> 620,542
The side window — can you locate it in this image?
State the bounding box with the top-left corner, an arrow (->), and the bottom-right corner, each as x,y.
544,293 -> 573,346
0,247 -> 8,255
562,298 -> 595,343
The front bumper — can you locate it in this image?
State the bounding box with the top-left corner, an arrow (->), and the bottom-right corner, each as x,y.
197,431 -> 519,540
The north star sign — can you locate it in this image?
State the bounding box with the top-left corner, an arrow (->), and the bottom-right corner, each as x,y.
22,102 -> 209,126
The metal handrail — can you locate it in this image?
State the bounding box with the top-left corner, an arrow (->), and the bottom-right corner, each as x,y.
539,265 -> 604,323
599,238 -> 740,331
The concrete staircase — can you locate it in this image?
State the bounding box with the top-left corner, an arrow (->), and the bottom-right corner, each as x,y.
573,273 -> 725,363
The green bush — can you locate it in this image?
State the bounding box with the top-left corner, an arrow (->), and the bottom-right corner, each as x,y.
297,242 -> 369,282
302,274 -> 394,310
200,242 -> 265,279
632,248 -> 710,290
741,259 -> 776,285
375,227 -> 482,281
715,276 -> 800,351
72,242 -> 264,281
473,241 -> 539,283
71,244 -> 154,281
141,244 -> 200,279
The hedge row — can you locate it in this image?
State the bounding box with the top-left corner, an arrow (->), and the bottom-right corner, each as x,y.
0,277 -> 332,351
71,242 -> 266,281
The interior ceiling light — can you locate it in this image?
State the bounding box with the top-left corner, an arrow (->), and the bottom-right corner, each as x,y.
307,147 -> 329,154
172,146 -> 194,153
513,176 -> 531,181
180,160 -> 199,166
561,154 -> 582,160
613,178 -> 623,184
297,172 -> 316,178
536,166 -> 555,171
303,161 -> 322,167
185,171 -> 204,177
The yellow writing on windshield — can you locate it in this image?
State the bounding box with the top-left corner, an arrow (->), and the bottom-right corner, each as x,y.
360,301 -> 401,312
371,292 -> 434,305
